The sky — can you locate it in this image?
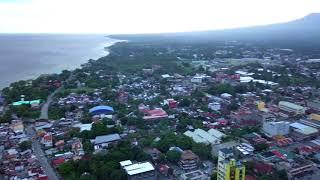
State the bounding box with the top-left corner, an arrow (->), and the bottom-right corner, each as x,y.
0,0 -> 319,34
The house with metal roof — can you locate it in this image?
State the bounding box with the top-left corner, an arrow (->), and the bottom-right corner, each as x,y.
120,160 -> 156,180
278,101 -> 306,115
94,133 -> 121,151
184,128 -> 221,145
208,129 -> 226,140
290,122 -> 318,141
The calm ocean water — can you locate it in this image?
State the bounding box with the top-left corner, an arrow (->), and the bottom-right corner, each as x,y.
0,34 -> 118,89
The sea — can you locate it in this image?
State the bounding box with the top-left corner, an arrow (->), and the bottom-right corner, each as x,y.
0,34 -> 119,89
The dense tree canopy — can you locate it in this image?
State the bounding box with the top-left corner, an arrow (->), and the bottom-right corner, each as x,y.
58,141 -> 150,180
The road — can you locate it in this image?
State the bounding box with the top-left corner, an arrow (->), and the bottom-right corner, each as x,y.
26,126 -> 60,180
39,87 -> 62,119
39,74 -> 73,120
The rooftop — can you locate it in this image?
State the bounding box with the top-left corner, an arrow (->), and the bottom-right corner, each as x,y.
208,128 -> 226,139
123,161 -> 155,176
279,101 -> 305,110
94,133 -> 121,145
120,160 -> 133,167
181,150 -> 198,160
290,122 -> 318,135
220,148 -> 233,155
89,105 -> 114,114
184,128 -> 220,145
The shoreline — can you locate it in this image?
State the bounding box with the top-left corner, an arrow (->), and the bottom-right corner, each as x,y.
0,37 -> 123,91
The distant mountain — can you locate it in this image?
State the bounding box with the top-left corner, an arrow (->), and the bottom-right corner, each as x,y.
111,13 -> 320,48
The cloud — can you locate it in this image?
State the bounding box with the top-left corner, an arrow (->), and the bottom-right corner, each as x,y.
0,0 -> 319,34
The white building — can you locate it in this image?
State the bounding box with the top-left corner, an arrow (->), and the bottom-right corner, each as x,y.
184,128 -> 225,145
208,102 -> 221,111
221,93 -> 232,99
120,160 -> 156,180
278,101 -> 306,115
191,74 -> 210,83
262,120 -> 290,137
208,129 -> 226,140
161,74 -> 171,78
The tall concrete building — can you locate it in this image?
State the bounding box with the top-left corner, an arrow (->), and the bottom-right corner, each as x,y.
262,120 -> 290,137
217,148 -> 246,180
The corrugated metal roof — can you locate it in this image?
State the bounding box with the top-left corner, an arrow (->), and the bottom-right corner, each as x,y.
120,160 -> 133,167
208,129 -> 226,139
94,133 -> 120,145
290,122 -> 318,135
72,123 -> 92,132
124,162 -> 155,176
279,101 -> 305,110
184,128 -> 220,145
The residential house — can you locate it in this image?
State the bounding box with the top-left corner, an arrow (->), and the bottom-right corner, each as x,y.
94,133 -> 121,151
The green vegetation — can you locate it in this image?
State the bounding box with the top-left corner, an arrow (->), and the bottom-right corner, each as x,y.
166,150 -> 182,162
19,140 -> 32,151
176,113 -> 203,132
254,143 -> 269,152
58,141 -> 150,180
229,126 -> 260,139
10,104 -> 40,119
208,83 -> 235,95
154,133 -> 212,160
211,172 -> 217,180
55,87 -> 95,98
0,111 -> 13,123
2,70 -> 71,104
48,105 -> 66,120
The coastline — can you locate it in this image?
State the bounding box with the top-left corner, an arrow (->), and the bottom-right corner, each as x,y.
0,36 -> 122,91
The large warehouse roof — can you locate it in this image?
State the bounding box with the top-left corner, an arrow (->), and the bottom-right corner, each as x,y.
184,128 -> 221,145
279,101 -> 304,110
123,162 -> 155,176
208,129 -> 226,139
290,122 -> 318,135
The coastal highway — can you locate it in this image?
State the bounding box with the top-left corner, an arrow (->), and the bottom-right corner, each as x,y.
26,126 -> 60,180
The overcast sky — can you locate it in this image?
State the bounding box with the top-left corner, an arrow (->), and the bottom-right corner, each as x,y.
0,0 -> 319,34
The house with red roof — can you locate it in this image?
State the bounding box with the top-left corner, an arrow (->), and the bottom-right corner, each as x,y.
52,157 -> 65,167
143,108 -> 168,120
163,99 -> 178,109
37,175 -> 49,180
41,132 -> 53,147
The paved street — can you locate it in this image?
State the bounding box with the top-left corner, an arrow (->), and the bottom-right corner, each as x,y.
39,87 -> 61,119
39,74 -> 72,120
26,126 -> 59,180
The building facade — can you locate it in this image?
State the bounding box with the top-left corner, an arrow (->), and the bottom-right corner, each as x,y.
262,120 -> 290,137
179,150 -> 199,171
217,148 -> 246,180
